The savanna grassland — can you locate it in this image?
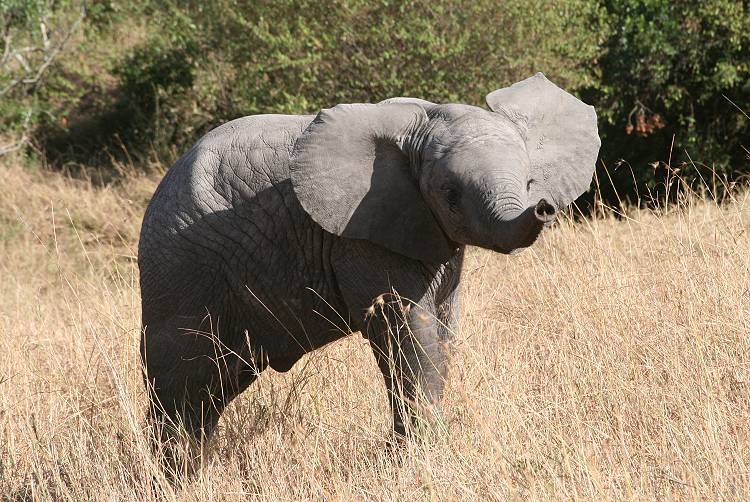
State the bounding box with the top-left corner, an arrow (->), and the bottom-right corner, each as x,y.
1,159 -> 749,500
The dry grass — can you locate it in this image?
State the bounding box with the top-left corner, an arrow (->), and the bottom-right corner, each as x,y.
1,159 -> 750,500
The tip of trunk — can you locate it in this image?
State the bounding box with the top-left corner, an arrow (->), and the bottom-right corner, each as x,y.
490,200 -> 555,254
534,198 -> 557,223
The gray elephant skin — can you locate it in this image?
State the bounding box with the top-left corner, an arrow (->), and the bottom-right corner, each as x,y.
138,73 -> 600,447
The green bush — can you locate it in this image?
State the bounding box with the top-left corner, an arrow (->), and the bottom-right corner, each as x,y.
0,0 -> 84,153
184,0 -> 600,112
18,0 -> 602,168
110,37 -> 199,153
1,0 -> 748,209
94,0 -> 599,163
584,0 -> 750,204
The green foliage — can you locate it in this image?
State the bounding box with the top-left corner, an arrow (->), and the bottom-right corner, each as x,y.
115,42 -> 196,113
110,36 -> 198,152
181,0 -> 599,114
1,0 -> 85,155
0,0 -> 46,30
584,0 -> 750,203
1,0 -> 748,208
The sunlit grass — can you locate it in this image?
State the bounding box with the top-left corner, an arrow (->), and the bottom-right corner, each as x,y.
1,160 -> 749,500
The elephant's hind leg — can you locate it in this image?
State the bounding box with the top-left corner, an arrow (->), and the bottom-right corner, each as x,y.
140,313 -> 264,472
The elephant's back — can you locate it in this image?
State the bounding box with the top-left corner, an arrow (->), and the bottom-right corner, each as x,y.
139,114 -> 313,251
197,114 -> 314,157
143,114 -> 312,217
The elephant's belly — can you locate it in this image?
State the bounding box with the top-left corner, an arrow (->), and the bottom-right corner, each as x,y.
227,268 -> 350,368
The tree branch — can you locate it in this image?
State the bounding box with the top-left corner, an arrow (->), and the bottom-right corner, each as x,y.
0,3 -> 86,157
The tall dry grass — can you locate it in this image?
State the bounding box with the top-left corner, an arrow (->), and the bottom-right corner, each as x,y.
1,159 -> 749,500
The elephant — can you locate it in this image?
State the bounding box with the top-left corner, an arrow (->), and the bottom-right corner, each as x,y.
138,73 -> 600,452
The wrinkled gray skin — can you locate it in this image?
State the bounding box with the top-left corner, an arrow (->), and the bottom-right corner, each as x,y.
138,73 -> 600,448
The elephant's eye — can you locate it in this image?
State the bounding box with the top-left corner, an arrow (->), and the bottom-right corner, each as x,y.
441,184 -> 461,213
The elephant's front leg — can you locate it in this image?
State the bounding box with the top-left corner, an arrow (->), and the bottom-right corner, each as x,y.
366,295 -> 450,437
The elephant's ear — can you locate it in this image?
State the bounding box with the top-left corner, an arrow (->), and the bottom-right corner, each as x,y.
485,72 -> 600,209
291,103 -> 455,263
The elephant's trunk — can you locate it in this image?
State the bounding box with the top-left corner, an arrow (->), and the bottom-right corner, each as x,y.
487,198 -> 556,254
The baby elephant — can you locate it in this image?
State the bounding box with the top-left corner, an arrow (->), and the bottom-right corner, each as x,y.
138,73 -> 600,449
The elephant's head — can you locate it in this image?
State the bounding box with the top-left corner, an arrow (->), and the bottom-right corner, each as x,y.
291,73 -> 600,263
